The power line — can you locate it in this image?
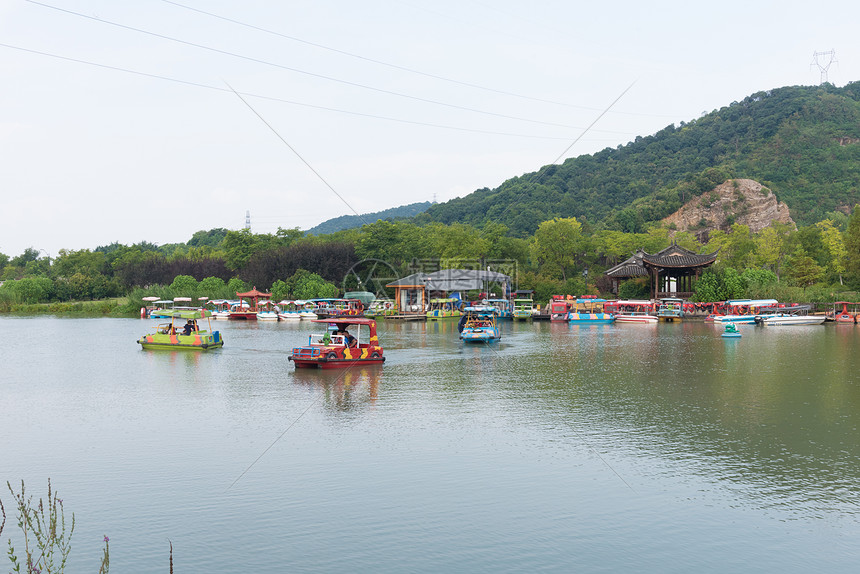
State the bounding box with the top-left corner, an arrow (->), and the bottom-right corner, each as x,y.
25,0 -> 623,133
160,0 -> 600,113
0,41 -> 619,142
490,81 -> 637,225
226,82 -> 369,226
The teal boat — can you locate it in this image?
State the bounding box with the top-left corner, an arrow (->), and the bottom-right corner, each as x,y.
512,297 -> 535,321
721,323 -> 741,338
568,298 -> 615,324
458,306 -> 501,342
426,298 -> 463,320
657,297 -> 684,322
486,298 -> 513,320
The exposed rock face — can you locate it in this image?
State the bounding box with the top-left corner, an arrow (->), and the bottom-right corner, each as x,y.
663,179 -> 794,242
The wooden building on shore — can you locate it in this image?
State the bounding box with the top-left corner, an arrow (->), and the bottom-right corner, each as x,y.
386,269 -> 512,315
605,243 -> 718,300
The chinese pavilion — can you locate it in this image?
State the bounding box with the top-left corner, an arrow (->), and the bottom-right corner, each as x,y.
605,243 -> 719,300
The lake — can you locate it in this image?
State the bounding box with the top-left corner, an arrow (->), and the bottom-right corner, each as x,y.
1,316 -> 859,572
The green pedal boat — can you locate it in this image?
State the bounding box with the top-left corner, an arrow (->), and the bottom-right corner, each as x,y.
138,308 -> 224,350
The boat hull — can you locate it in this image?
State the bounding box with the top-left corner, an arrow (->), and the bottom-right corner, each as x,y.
460,327 -> 501,342
568,313 -> 615,324
138,331 -> 224,350
289,334 -> 385,368
714,315 -> 758,324
615,314 -> 658,323
756,315 -> 826,326
229,311 -> 257,320
291,357 -> 385,369
426,310 -> 462,321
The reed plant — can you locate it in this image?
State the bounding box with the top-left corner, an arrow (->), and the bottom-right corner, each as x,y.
3,479 -> 109,573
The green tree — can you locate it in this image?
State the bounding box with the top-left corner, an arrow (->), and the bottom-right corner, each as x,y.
816,219 -> 848,284
693,270 -> 721,302
188,228 -> 229,248
641,227 -> 671,253
784,246 -> 824,287
223,229 -> 269,271
10,247 -> 40,268
270,279 -> 289,302
530,217 -> 584,280
427,223 -> 491,261
356,220 -> 402,263
276,227 -> 305,245
672,231 -> 702,252
198,276 -> 227,297
226,277 -> 249,296
844,205 -> 860,287
753,225 -> 788,278
721,267 -> 746,299
618,278 -> 649,299
294,273 -> 338,299
722,224 -> 757,269
52,249 -> 108,278
169,275 -> 199,296
1,276 -> 54,303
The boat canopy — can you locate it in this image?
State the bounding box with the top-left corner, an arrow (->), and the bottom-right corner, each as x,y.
464,305 -> 496,315
161,309 -> 213,319
344,291 -> 376,306
311,317 -> 378,327
142,296 -> 160,302
153,300 -> 173,304
724,299 -> 778,306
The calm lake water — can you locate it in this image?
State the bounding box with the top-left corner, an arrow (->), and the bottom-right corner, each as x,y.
1,316 -> 859,572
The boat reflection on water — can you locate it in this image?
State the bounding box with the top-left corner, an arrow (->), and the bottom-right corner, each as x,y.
291,364 -> 382,410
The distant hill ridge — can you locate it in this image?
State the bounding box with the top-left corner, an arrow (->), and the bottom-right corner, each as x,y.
306,201 -> 432,235
412,83 -> 860,235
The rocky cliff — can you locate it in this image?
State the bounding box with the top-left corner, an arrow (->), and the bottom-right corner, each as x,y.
663,179 -> 794,242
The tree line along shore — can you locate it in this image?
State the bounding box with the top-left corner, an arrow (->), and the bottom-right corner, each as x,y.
3,203 -> 860,316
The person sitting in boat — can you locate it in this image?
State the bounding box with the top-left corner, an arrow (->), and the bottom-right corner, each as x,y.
181,320 -> 195,336
341,329 -> 357,348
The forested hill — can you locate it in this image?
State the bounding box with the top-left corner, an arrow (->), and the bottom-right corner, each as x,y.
416,83 -> 860,235
306,201 -> 432,235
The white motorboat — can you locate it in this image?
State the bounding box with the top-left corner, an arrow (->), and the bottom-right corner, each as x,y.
277,300 -> 302,320
755,306 -> 825,326
614,312 -> 658,323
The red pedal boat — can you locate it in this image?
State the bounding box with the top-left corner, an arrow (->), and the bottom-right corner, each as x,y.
288,317 -> 385,369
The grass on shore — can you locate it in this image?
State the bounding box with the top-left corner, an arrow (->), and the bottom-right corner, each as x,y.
2,297 -> 133,317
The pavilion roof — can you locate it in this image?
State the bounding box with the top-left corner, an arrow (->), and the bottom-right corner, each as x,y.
386,269 -> 512,291
236,287 -> 271,298
642,243 -> 719,268
605,250 -> 649,278
605,244 -> 718,278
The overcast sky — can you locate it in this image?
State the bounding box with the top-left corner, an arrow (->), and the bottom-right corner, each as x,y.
2,0 -> 858,257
